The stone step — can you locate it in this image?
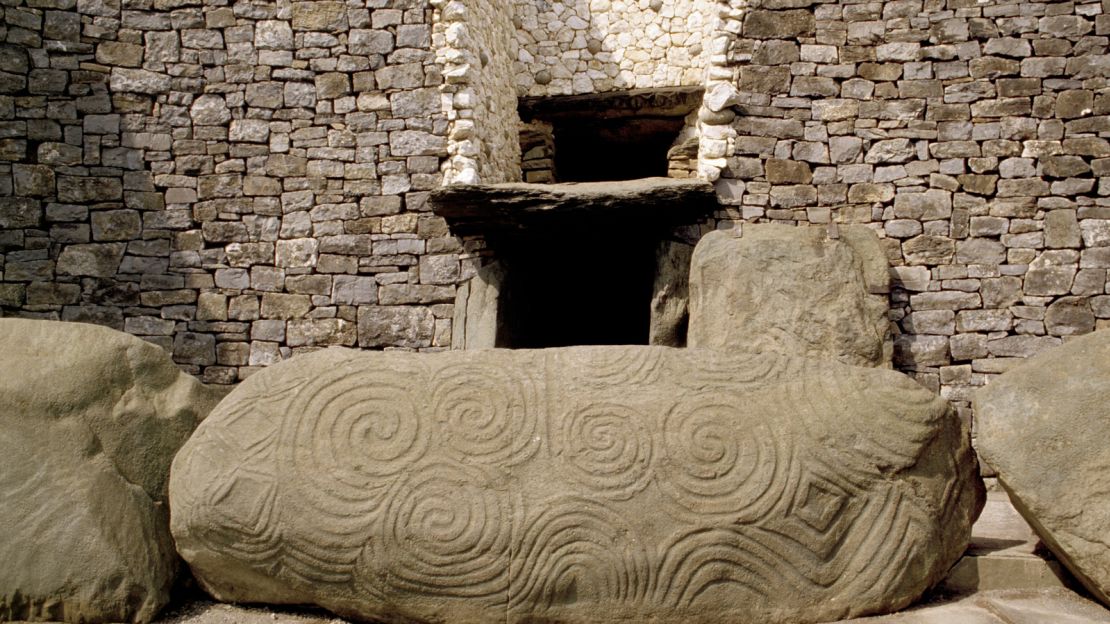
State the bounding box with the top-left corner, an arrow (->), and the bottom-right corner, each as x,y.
938,482 -> 1070,595
836,588 -> 1110,623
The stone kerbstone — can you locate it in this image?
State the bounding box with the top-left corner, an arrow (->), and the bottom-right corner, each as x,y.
171,346 -> 982,624
976,330 -> 1110,605
0,319 -> 224,623
688,225 -> 892,367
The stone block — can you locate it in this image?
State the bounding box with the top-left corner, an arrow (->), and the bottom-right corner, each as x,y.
57,176 -> 122,203
764,159 -> 811,184
57,243 -> 125,277
110,68 -> 171,94
255,20 -> 293,50
91,210 -> 141,241
865,138 -> 915,164
315,72 -> 350,99
903,235 -> 956,265
1045,297 -> 1095,336
743,9 -> 816,38
358,305 -> 434,347
688,226 -> 891,367
292,2 -> 347,31
13,164 -> 55,197
275,238 -> 319,268
976,330 -> 1110,604
190,94 -> 230,126
170,346 -> 982,624
286,319 -> 357,347
0,319 -> 222,623
96,41 -> 143,67
349,29 -> 395,55
260,293 -> 312,319
894,334 -> 949,367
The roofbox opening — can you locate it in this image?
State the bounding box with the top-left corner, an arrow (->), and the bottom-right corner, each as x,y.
518,87 -> 703,184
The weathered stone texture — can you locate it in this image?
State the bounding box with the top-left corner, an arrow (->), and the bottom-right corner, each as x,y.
0,319 -> 224,623
0,0 -> 454,383
721,0 -> 1110,416
171,346 -> 982,624
976,330 -> 1110,605
688,225 -> 892,367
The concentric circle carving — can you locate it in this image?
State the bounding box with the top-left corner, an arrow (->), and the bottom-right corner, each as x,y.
559,401 -> 653,500
374,461 -> 512,599
658,395 -> 785,521
430,362 -> 540,466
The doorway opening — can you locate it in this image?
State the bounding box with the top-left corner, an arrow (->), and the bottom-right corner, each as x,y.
498,230 -> 656,348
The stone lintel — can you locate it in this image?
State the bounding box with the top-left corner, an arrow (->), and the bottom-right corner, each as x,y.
429,177 -> 718,237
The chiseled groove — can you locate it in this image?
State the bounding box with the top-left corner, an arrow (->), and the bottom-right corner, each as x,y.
558,401 -> 654,501
656,402 -> 792,524
509,499 -> 648,611
377,461 -> 510,599
655,527 -> 797,608
753,483 -> 866,588
834,487 -> 919,600
570,348 -> 664,387
430,363 -> 540,467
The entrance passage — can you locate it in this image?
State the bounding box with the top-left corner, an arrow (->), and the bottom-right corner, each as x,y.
553,116 -> 687,182
498,231 -> 655,348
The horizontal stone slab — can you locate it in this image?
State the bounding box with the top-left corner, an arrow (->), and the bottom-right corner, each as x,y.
171,346 -> 982,624
428,177 -> 718,237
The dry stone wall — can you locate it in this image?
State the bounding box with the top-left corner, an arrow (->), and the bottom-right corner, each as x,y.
511,0 -> 717,96
0,0 -> 463,383
434,0 -> 522,184
1,0 -> 1108,418
711,0 -> 1110,427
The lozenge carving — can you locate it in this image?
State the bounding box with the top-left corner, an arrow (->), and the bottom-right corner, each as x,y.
170,346 -> 982,624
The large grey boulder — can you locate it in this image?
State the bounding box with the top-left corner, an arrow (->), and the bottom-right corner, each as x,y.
688,225 -> 893,367
171,346 -> 982,624
976,329 -> 1110,605
0,319 -> 225,623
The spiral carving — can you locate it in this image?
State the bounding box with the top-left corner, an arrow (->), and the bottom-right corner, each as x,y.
370,461 -> 512,599
430,362 -> 540,466
658,395 -> 786,521
276,361 -> 428,583
558,402 -> 653,500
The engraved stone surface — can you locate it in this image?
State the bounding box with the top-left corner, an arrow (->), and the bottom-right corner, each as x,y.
0,319 -> 225,623
688,225 -> 893,367
976,329 -> 1110,606
171,346 -> 982,624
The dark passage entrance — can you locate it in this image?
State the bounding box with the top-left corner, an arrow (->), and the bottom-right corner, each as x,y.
518,87 -> 704,184
498,231 -> 655,348
553,116 -> 687,182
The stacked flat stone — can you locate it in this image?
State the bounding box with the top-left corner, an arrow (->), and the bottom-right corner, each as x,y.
717,0 -> 1110,427
2,0 -> 1109,412
0,0 -> 464,384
